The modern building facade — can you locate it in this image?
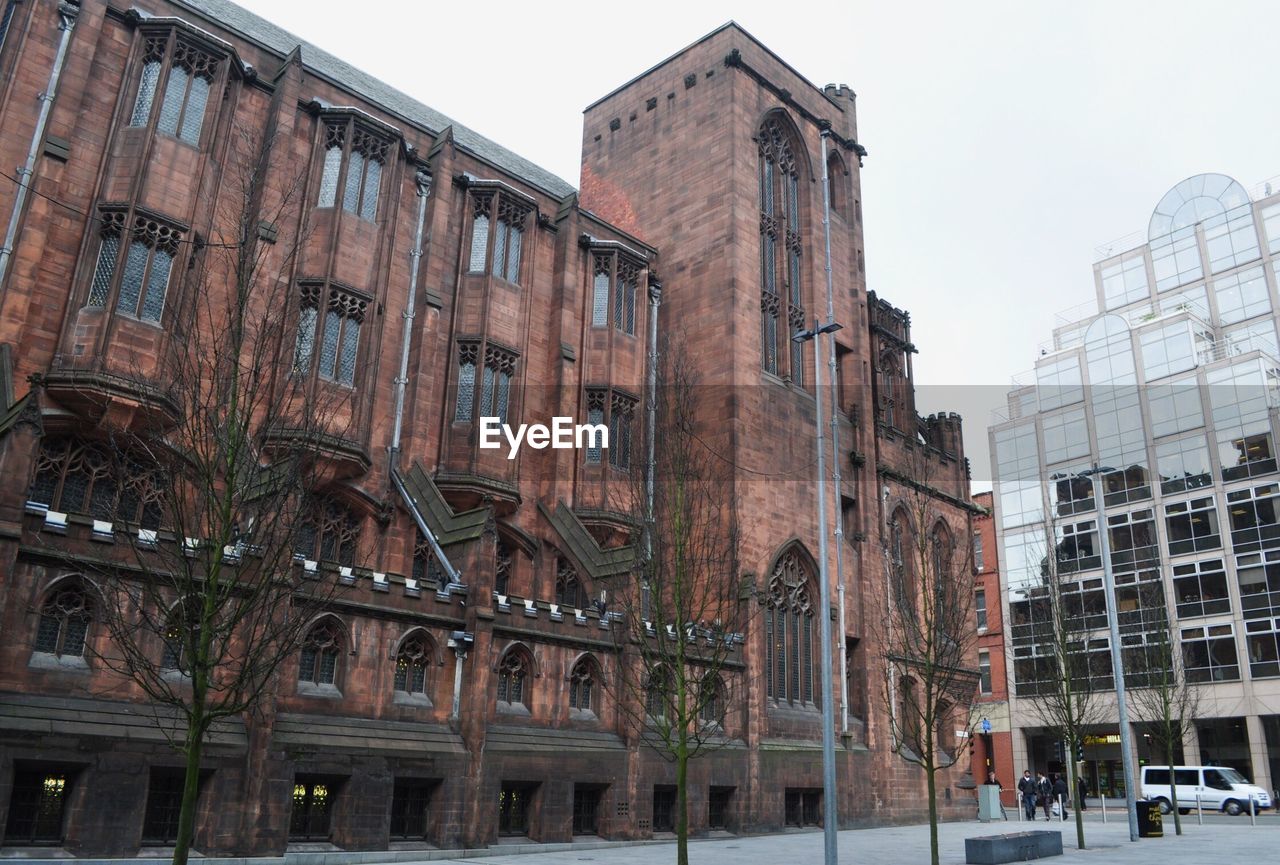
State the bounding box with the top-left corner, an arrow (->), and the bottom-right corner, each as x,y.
0,0 -> 978,856
989,172 -> 1280,801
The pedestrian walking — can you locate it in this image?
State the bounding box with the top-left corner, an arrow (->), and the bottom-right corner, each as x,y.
1017,770 -> 1038,820
1052,774 -> 1069,819
1038,772 -> 1053,820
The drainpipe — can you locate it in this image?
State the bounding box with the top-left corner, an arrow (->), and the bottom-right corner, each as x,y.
389,168 -> 432,472
0,1 -> 78,296
819,128 -> 850,735
643,274 -> 662,563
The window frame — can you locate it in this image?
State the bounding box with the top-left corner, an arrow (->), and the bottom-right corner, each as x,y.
293,280 -> 370,388
315,117 -> 389,220
84,208 -> 185,326
454,341 -> 518,426
496,646 -> 532,710
297,618 -> 345,690
589,251 -> 642,336
127,31 -> 224,148
466,189 -> 531,284
765,550 -> 815,707
758,114 -> 806,384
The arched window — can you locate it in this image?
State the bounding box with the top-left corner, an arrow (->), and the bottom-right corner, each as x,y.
412,531 -> 446,585
699,674 -> 724,725
645,666 -> 670,720
758,115 -> 805,383
930,525 -> 952,579
568,656 -> 598,712
296,497 -> 361,567
496,647 -> 531,708
936,699 -> 954,758
898,674 -> 921,754
826,150 -> 848,219
890,512 -> 915,604
160,597 -> 200,673
34,585 -> 92,658
394,632 -> 432,696
298,619 -> 343,686
765,550 -> 814,706
555,559 -> 590,610
29,437 -> 163,528
494,541 -> 512,595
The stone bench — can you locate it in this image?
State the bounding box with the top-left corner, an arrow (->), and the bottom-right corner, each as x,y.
965,830 -> 1063,864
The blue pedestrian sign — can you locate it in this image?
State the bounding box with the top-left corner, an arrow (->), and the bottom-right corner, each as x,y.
981,717 -> 992,734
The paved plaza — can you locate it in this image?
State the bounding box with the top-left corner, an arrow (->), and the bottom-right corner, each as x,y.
373,814 -> 1279,865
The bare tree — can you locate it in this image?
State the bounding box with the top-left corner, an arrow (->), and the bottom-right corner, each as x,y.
38,125 -> 353,865
1127,609 -> 1202,835
607,334 -> 747,865
879,452 -> 981,865
1014,512 -> 1110,850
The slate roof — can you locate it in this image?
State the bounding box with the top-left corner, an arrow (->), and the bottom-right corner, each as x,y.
170,0 -> 577,198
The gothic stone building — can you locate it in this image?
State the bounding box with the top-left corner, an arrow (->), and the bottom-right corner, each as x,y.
0,0 -> 976,855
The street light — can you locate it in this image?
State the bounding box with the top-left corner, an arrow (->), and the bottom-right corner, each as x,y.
793,318 -> 842,865
1065,464 -> 1141,843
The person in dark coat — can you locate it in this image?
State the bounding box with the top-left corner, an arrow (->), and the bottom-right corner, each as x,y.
1052,774 -> 1070,818
1017,770 -> 1038,820
1038,773 -> 1053,820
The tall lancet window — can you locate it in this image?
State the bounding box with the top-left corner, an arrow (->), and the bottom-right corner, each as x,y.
758,116 -> 805,383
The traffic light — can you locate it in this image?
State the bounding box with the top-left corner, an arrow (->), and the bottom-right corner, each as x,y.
1075,742 -> 1084,762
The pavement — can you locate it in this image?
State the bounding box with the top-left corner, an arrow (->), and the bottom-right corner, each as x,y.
370,813 -> 1280,865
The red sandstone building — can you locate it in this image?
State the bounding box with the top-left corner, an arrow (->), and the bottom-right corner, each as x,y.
970,491 -> 1014,804
0,0 -> 977,855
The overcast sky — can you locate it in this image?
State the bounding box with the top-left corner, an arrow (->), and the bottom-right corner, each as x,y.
237,0 -> 1280,489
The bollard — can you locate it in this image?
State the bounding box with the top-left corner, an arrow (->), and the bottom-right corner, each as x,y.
1196,793 -> 1203,826
1101,794 -> 1107,823
1017,791 -> 1023,822
1059,794 -> 1066,822
1250,798 -> 1257,826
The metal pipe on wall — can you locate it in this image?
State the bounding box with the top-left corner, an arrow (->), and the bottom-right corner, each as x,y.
819,128 -> 850,735
0,1 -> 78,295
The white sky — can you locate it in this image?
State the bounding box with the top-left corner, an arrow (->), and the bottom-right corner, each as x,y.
236,0 -> 1280,488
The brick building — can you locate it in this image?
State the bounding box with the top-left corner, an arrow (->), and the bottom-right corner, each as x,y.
0,0 -> 977,855
969,491 -> 1014,804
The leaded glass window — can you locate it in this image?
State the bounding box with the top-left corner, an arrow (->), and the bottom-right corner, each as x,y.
316,120 -> 388,219
555,559 -> 590,610
569,656 -> 597,711
467,192 -> 529,283
394,632 -> 431,696
295,498 -> 361,566
460,344 -> 516,425
28,436 -> 163,527
298,619 -> 343,686
765,550 -> 814,705
496,648 -> 530,707
585,389 -> 606,464
758,115 -> 804,382
87,210 -> 182,323
293,282 -> 367,386
128,36 -> 219,146
34,586 -> 91,658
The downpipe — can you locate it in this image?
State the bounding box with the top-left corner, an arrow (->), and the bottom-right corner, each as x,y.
0,2 -> 79,295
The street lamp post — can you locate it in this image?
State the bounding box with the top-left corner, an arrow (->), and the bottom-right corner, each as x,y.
794,318 -> 842,865
1080,465 -> 1141,843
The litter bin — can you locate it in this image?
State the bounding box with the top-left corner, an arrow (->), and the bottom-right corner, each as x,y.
1135,800 -> 1163,838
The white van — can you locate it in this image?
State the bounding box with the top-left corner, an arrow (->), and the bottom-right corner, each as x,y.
1140,765 -> 1273,815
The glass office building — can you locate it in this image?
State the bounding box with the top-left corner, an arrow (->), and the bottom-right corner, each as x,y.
990,173 -> 1280,799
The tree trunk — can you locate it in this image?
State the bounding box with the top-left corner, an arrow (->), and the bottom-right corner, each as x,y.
676,725 -> 689,865
926,764 -> 939,865
172,715 -> 205,865
1168,739 -> 1182,835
